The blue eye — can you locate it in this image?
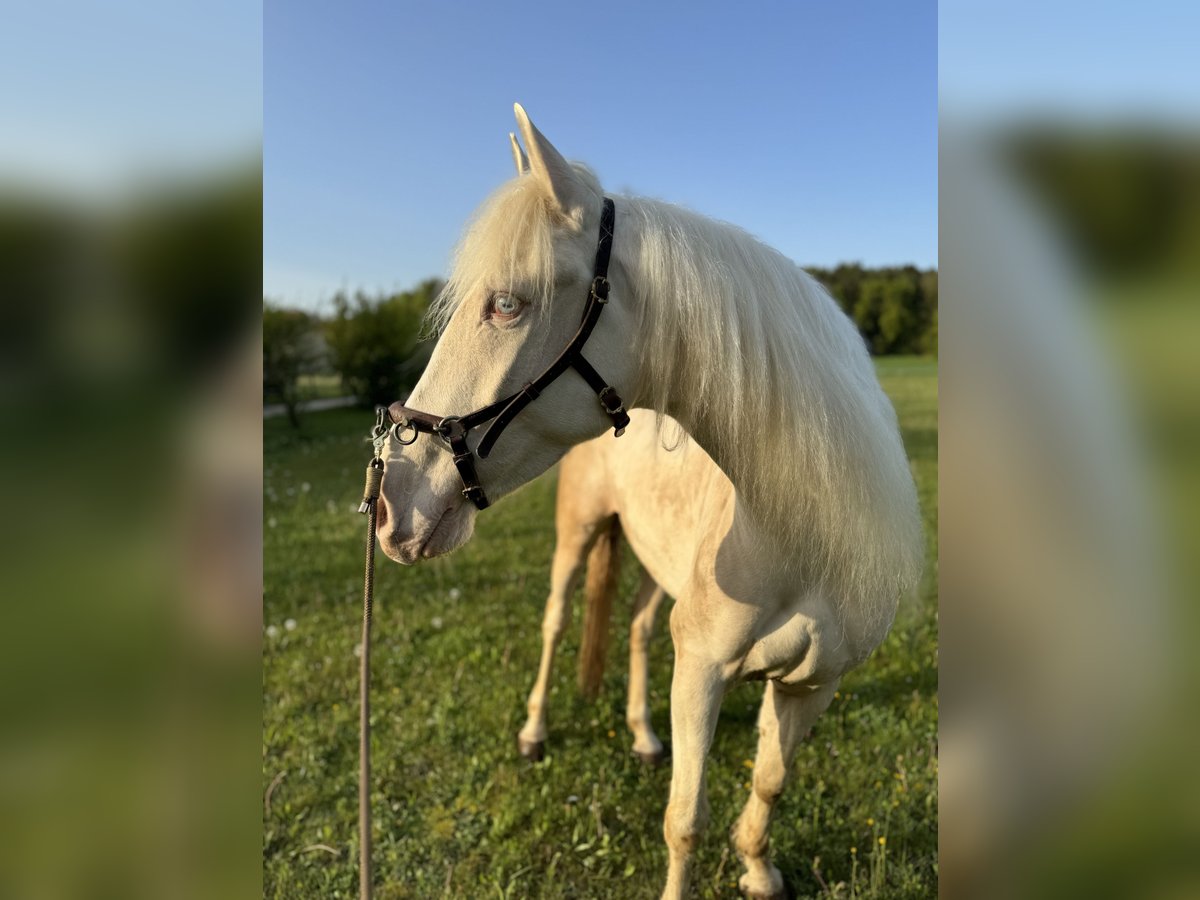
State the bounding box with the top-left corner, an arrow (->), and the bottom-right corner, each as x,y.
491,293 -> 522,318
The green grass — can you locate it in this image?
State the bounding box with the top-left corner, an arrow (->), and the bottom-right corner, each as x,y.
264,356 -> 938,899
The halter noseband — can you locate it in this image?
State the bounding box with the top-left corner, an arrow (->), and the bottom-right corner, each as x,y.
385,197 -> 630,510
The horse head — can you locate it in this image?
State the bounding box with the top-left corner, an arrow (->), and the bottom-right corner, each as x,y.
377,104 -> 638,564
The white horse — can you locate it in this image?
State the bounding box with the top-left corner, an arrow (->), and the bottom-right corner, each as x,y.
377,104 -> 923,900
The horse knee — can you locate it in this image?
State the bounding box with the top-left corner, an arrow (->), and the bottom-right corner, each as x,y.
752,772 -> 785,805
664,799 -> 708,854
541,608 -> 568,642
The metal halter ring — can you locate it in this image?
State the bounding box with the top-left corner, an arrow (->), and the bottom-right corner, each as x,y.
391,421 -> 418,445
435,416 -> 467,443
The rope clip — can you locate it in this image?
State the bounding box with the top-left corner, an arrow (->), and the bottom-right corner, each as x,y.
359,408 -> 389,514
369,406 -> 389,461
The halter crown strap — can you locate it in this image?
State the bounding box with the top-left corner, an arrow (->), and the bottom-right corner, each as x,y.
387,197 -> 627,510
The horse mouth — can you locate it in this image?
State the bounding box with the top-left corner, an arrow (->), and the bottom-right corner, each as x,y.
417,500 -> 475,561
418,506 -> 455,558
377,494 -> 475,565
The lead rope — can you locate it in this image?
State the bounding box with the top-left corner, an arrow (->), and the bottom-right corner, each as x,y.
356,409 -> 388,900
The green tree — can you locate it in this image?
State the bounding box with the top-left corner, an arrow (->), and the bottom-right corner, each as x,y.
877,270 -> 920,354
853,277 -> 886,352
922,304 -> 938,355
919,269 -> 938,355
263,303 -> 323,428
812,265 -> 937,356
325,279 -> 441,407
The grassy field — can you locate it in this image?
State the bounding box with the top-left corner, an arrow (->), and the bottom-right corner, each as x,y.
263,356 -> 938,899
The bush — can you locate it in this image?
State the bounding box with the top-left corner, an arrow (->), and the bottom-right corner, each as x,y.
263,304 -> 324,427
325,279 -> 441,407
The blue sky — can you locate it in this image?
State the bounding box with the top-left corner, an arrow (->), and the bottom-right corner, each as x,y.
939,1 -> 1200,122
265,1 -> 937,307
1,0 -> 260,196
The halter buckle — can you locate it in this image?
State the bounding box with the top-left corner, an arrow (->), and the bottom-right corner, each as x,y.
590,275 -> 610,303
597,385 -> 624,414
597,386 -> 629,438
461,485 -> 489,509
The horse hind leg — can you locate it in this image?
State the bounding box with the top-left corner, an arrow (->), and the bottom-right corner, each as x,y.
516,497 -> 609,761
627,571 -> 667,764
731,679 -> 838,900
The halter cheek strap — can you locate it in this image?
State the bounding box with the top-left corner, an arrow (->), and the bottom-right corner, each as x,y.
386,197 -> 629,510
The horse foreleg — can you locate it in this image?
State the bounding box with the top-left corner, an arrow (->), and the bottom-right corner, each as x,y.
516,523 -> 593,760
627,572 -> 666,763
661,643 -> 726,900
732,679 -> 838,899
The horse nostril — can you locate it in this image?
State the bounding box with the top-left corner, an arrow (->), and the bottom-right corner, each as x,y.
375,495 -> 389,530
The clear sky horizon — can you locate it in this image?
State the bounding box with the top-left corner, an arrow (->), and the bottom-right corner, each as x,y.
265,1 -> 936,309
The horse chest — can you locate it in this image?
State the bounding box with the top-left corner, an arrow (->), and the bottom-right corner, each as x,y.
735,605 -> 849,688
736,613 -> 810,678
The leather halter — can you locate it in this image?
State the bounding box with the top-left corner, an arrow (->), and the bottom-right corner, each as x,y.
386,197 -> 630,510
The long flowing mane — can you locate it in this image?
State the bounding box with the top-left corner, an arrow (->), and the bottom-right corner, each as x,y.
620,194 -> 923,615
430,169 -> 923,618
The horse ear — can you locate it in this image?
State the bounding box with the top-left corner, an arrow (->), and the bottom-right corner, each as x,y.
513,102 -> 587,217
509,133 -> 530,175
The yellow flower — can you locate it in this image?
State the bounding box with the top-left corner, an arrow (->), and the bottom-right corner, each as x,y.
878,836 -> 887,847
743,759 -> 754,769
867,818 -> 874,826
850,846 -> 857,855
607,729 -> 615,738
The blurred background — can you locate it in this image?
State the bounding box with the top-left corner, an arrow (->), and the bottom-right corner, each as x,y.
940,1 -> 1200,897
4,0 -> 1198,896
0,1 -> 261,897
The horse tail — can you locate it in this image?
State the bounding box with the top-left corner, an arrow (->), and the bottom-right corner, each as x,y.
578,515 -> 622,701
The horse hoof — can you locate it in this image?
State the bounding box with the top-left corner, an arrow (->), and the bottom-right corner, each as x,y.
738,872 -> 793,900
633,744 -> 669,766
517,737 -> 545,762
740,888 -> 791,900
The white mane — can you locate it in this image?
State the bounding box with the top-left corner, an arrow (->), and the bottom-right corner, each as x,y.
429,170 -> 923,618
618,194 -> 923,616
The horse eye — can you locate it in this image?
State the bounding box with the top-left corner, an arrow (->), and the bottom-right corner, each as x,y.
490,293 -> 523,318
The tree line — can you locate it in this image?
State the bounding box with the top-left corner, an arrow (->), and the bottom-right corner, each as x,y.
263,278 -> 441,425
264,267 -> 937,425
806,264 -> 938,357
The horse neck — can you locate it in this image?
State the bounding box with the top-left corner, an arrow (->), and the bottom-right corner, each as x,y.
616,203 -> 795,534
